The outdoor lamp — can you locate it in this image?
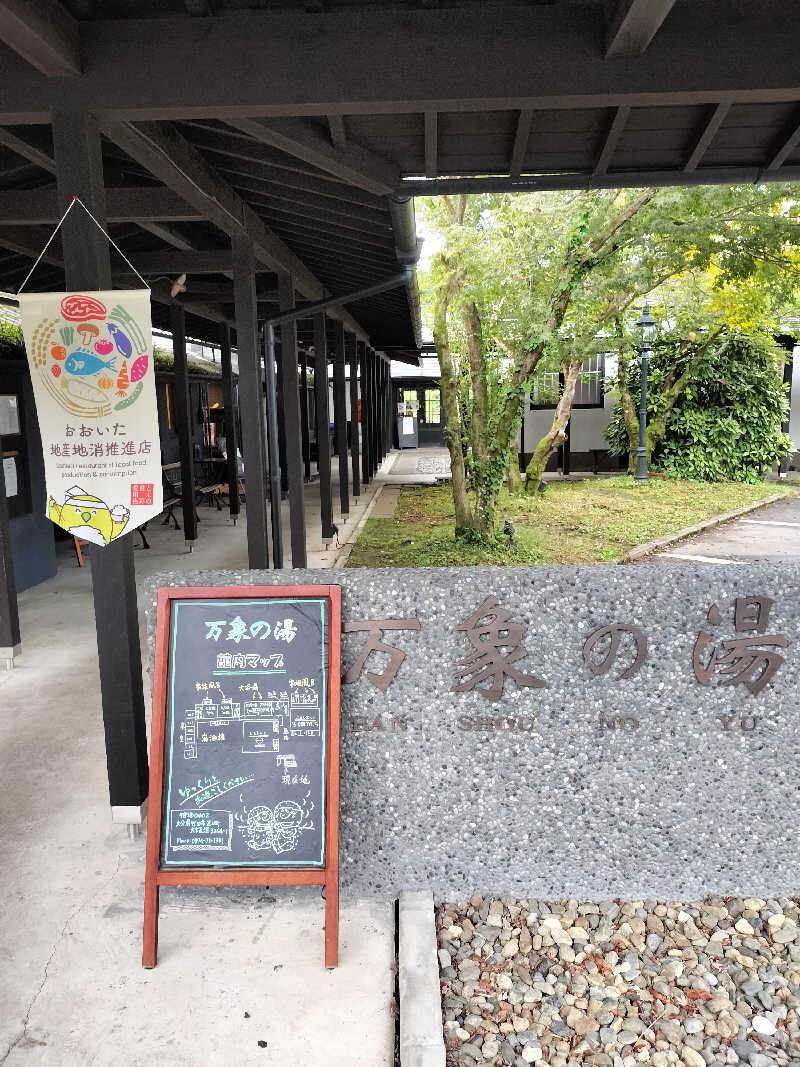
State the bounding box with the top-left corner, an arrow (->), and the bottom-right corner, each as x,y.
634,303 -> 657,483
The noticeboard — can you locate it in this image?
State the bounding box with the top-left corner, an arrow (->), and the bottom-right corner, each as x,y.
143,584 -> 341,969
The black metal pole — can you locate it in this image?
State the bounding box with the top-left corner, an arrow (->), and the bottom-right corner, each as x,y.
0,452 -> 20,667
359,340 -> 371,487
233,233 -> 270,568
314,314 -> 335,539
219,323 -> 240,525
635,346 -> 650,483
170,305 -> 197,548
333,319 -> 349,515
278,274 -> 307,567
300,349 -> 311,481
53,109 -> 148,821
347,331 -> 361,497
264,323 -> 284,568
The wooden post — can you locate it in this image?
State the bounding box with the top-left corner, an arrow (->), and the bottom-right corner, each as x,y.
219,323 -> 240,524
359,340 -> 371,487
264,324 -> 284,568
170,305 -> 197,548
333,319 -> 349,515
314,314 -> 335,539
0,452 -> 20,667
370,349 -> 379,476
300,349 -> 311,481
278,274 -> 307,568
233,233 -> 270,569
347,331 -> 361,497
53,109 -> 148,823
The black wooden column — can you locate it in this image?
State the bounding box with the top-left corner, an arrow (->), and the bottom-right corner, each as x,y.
300,349 -> 311,481
219,323 -> 240,524
170,305 -> 197,548
263,324 -> 284,568
387,361 -> 394,452
381,359 -> 389,458
278,274 -> 306,567
370,349 -> 379,476
359,340 -> 371,487
333,319 -> 349,515
346,331 -> 361,497
313,314 -> 335,539
0,453 -> 20,666
53,110 -> 148,820
233,234 -> 270,569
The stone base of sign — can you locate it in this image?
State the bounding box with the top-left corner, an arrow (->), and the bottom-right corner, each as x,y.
399,891 -> 446,1067
621,492 -> 786,562
144,562 -> 800,900
0,642 -> 21,669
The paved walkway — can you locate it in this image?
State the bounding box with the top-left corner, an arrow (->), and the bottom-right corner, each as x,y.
651,494 -> 800,565
383,445 -> 451,484
0,455 -> 399,1067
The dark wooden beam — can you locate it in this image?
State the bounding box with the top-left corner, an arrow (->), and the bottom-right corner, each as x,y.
278,272 -> 307,567
225,117 -> 399,197
0,186 -> 203,224
2,6 -> 792,123
359,340 -> 370,487
399,165 -> 800,195
137,221 -> 197,252
594,105 -> 630,175
347,330 -> 360,497
101,121 -> 369,340
313,313 -> 335,540
765,108 -> 800,171
131,250 -> 233,275
219,322 -> 241,523
233,233 -> 270,569
684,102 -> 730,172
333,318 -> 349,515
170,303 -> 198,547
327,114 -> 346,151
52,108 -> 148,819
510,109 -> 533,179
185,0 -> 213,14
424,111 -> 438,180
0,126 -> 55,172
300,348 -> 311,480
605,0 -> 677,57
0,0 -> 79,77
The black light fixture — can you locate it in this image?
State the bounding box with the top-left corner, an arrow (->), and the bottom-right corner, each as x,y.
634,303 -> 657,483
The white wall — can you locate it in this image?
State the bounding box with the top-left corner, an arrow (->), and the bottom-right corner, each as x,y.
521,358 -> 616,456
789,346 -> 800,451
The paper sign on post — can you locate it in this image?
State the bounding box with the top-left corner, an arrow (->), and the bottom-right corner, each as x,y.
18,290 -> 162,545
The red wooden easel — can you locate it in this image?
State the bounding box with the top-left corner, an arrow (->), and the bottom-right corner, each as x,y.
142,584 -> 341,969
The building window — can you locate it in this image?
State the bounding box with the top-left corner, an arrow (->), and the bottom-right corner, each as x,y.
529,355 -> 605,410
424,388 -> 441,425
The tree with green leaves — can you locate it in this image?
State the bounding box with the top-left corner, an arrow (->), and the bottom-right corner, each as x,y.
424,183 -> 800,539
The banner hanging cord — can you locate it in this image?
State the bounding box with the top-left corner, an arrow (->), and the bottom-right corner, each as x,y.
17,195 -> 151,295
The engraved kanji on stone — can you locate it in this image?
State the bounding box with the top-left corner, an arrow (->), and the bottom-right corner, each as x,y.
583,623 -> 647,680
693,596 -> 787,697
342,619 -> 422,691
452,595 -> 547,702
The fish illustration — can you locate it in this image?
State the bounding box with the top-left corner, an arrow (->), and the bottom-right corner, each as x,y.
64,349 -> 117,377
106,322 -> 132,360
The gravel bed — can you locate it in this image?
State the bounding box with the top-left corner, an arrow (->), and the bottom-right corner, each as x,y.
437,897 -> 800,1067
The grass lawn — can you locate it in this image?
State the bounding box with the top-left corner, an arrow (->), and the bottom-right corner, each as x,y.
346,476 -> 791,568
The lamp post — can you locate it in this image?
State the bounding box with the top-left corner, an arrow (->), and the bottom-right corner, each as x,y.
634,303 -> 657,483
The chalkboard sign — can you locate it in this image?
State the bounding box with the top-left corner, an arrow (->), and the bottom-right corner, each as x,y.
143,584 -> 341,970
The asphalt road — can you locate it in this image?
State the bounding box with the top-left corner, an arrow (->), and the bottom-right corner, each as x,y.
650,492 -> 800,564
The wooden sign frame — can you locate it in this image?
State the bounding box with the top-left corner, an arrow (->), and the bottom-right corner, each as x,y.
143,584 -> 342,969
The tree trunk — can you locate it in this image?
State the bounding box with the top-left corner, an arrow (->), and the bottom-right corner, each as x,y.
464,301 -> 495,535
433,276 -> 473,535
525,359 -> 582,491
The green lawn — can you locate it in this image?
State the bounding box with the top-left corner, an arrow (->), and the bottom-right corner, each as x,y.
346,476 -> 790,568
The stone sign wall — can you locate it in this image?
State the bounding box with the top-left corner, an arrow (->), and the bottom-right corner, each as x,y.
144,563 -> 800,900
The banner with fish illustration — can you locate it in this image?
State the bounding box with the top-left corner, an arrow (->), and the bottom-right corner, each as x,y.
18,289 -> 162,546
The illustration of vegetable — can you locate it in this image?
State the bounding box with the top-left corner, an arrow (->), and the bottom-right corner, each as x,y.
114,380 -> 143,410
130,354 -> 149,382
51,345 -> 67,360
98,375 -> 113,390
59,326 -> 75,346
107,321 -> 132,360
77,323 -> 99,346
94,339 -> 114,356
51,364 -> 61,377
60,294 -> 107,322
108,305 -> 147,354
116,359 -> 129,397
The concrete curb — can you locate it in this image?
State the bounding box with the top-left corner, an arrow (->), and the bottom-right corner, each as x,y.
620,492 -> 788,563
398,891 -> 446,1067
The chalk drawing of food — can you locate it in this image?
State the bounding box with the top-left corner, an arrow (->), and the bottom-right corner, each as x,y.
48,485 -> 130,545
237,794 -> 314,855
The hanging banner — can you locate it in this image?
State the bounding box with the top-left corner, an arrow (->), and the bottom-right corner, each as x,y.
18,289 -> 162,545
